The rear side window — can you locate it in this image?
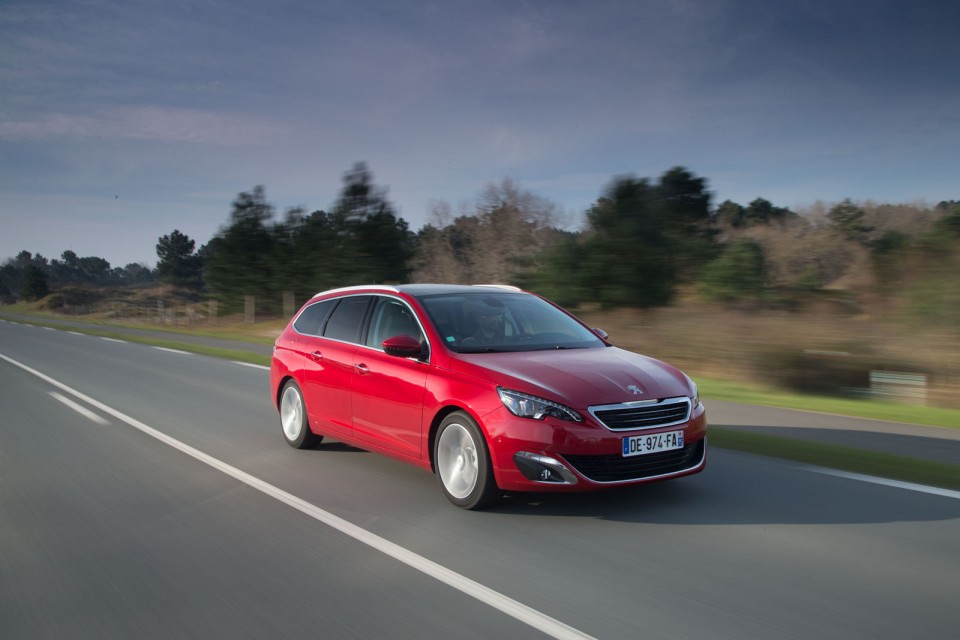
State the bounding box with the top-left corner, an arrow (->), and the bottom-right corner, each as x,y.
323,296 -> 371,343
293,299 -> 336,336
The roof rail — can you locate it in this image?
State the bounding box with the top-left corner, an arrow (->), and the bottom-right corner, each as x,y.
312,284 -> 400,298
472,284 -> 522,292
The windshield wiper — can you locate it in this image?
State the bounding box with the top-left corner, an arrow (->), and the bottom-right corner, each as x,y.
530,345 -> 580,351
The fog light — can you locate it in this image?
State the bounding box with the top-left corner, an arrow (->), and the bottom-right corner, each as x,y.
514,452 -> 578,485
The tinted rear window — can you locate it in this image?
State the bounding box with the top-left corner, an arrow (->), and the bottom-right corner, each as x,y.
323,296 -> 371,343
293,299 -> 336,335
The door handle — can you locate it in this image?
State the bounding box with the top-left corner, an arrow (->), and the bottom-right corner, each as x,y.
309,351 -> 323,361
354,363 -> 370,375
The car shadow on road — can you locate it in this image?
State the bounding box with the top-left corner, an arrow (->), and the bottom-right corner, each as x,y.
487,448 -> 960,526
315,441 -> 368,454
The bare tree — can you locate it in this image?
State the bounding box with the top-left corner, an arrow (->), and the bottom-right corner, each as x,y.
411,180 -> 559,285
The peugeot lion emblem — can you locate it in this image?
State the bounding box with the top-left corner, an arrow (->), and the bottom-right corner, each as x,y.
626,384 -> 642,395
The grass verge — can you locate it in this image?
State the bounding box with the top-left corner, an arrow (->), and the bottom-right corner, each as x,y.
86,330 -> 271,367
699,377 -> 960,430
710,427 -> 960,491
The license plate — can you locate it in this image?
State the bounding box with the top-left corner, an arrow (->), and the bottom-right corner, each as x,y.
622,430 -> 684,457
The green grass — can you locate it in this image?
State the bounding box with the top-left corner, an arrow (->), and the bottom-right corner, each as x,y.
699,377 -> 960,430
86,330 -> 271,367
710,427 -> 960,491
86,321 -> 278,344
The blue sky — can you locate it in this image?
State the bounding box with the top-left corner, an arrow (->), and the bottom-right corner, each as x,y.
2,0 -> 958,268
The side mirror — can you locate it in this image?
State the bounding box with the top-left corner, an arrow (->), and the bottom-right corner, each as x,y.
382,334 -> 423,358
593,328 -> 609,341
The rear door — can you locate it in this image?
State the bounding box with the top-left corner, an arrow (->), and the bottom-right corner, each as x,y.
300,295 -> 371,438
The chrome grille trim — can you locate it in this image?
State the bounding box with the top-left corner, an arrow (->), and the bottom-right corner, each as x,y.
588,396 -> 691,431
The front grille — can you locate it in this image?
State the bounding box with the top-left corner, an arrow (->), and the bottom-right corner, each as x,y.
562,439 -> 704,483
590,397 -> 691,431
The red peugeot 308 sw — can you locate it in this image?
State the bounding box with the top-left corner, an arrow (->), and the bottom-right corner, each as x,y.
270,284 -> 706,509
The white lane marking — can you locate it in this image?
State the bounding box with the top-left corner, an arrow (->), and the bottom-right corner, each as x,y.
49,391 -> 110,426
153,347 -> 190,355
43,327 -> 55,331
68,331 -> 83,336
233,361 -> 269,370
100,337 -> 127,344
809,468 -> 960,500
0,352 -> 595,640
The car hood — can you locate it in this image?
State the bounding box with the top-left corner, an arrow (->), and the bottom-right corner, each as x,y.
450,346 -> 693,408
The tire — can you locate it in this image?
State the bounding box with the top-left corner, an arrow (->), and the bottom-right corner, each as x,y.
434,411 -> 500,510
279,380 -> 322,449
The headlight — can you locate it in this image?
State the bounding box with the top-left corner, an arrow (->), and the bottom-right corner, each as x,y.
497,388 -> 582,422
690,382 -> 700,409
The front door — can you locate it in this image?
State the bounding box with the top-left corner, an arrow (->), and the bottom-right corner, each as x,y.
350,297 -> 429,460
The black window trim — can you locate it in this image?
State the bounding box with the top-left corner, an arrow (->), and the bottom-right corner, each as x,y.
293,293 -> 432,363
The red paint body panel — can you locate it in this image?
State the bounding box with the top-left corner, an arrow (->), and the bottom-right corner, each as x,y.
351,346 -> 428,459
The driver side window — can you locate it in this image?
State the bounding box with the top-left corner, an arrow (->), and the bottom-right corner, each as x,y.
366,298 -> 423,348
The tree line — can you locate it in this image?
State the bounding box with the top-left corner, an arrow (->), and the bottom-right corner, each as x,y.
3,162 -> 959,320
1,249 -> 155,302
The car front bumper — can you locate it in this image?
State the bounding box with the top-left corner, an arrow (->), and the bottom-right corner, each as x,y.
481,402 -> 707,492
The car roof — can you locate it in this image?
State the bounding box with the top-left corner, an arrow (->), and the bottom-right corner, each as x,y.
399,283 -> 522,297
311,283 -> 523,299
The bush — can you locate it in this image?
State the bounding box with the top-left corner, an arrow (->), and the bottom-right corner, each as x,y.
756,348 -> 871,397
35,287 -> 106,313
699,238 -> 766,302
756,346 -> 927,398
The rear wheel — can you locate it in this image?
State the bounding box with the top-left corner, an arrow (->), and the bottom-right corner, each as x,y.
279,380 -> 322,449
434,412 -> 499,510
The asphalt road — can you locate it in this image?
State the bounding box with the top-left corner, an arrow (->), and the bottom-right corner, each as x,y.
2,319 -> 959,640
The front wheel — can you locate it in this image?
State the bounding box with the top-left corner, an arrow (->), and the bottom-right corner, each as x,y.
434,412 -> 500,510
279,380 -> 322,449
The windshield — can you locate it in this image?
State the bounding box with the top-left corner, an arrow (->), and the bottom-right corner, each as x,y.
417,292 -> 605,353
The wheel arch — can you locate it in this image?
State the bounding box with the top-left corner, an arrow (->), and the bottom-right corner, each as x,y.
275,374 -> 295,410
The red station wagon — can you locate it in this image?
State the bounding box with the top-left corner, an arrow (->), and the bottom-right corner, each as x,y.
270,284 -> 707,509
